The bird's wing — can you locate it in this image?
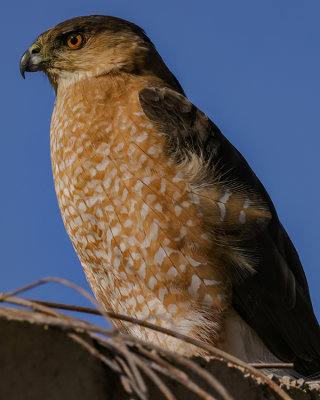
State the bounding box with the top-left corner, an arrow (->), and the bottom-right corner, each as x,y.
139,85 -> 320,375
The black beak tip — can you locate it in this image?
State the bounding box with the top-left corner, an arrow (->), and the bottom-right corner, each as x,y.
20,50 -> 30,79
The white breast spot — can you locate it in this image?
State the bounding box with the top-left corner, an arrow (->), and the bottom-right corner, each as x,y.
154,248 -> 166,266
160,179 -> 166,194
203,294 -> 214,307
186,219 -> 195,227
239,210 -> 246,224
114,143 -> 124,152
140,203 -> 149,220
119,286 -> 130,296
146,194 -> 156,203
97,160 -> 109,171
168,304 -> 178,314
87,234 -> 95,243
158,287 -> 168,302
78,201 -> 87,212
124,219 -> 133,228
103,178 -> 111,189
96,208 -> 103,218
167,266 -> 178,279
74,216 -> 82,227
127,297 -> 136,308
172,172 -> 183,183
114,258 -> 121,269
112,223 -> 121,236
135,132 -> 147,142
131,252 -> 141,261
188,275 -> 201,296
119,242 -> 127,251
138,262 -> 146,279
204,279 -> 221,286
217,293 -> 228,304
154,203 -> 162,212
243,198 -> 252,209
174,206 -> 182,216
218,203 -> 226,221
147,299 -> 158,311
133,181 -> 143,196
186,257 -> 202,267
219,189 -> 232,204
121,188 -> 128,201
147,145 -> 160,156
137,295 -> 145,304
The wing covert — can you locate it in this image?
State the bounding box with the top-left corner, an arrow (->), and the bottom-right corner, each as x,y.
139,85 -> 320,375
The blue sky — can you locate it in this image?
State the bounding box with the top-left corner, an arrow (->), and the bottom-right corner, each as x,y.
1,0 -> 319,325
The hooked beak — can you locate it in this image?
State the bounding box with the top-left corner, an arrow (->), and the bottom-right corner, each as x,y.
20,49 -> 45,78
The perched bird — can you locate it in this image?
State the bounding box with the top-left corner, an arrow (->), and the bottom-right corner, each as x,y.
20,15 -> 320,375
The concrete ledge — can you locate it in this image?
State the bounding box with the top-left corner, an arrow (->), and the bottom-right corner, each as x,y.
0,307 -> 319,400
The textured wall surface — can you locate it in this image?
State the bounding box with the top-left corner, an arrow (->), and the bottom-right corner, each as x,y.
0,307 -> 319,400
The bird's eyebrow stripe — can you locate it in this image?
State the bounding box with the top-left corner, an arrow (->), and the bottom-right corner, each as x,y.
58,30 -> 82,38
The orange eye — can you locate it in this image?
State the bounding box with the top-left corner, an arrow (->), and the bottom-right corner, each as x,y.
66,33 -> 83,49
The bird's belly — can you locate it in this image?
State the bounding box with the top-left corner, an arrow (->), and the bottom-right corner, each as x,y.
53,160 -> 231,353
50,95 -> 231,354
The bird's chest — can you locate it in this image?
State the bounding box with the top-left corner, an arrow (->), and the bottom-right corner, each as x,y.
50,83 -> 230,351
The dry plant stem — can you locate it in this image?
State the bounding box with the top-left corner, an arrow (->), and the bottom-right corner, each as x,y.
24,299 -> 294,368
95,334 -> 232,400
26,299 -> 295,371
0,298 -> 224,400
2,296 -> 289,400
28,298 -> 288,400
130,343 -> 231,400
68,333 -> 122,374
0,298 -> 144,398
2,277 -> 116,330
2,297 -> 115,336
28,299 -> 296,373
118,342 -> 219,400
132,356 -> 177,400
137,346 -> 224,400
69,332 -> 145,399
4,278 -> 99,309
93,334 -> 149,399
29,299 -> 102,315
112,341 -> 148,398
138,346 -> 189,381
0,294 -> 189,394
114,356 -> 148,400
136,353 -> 218,400
250,363 -> 294,369
1,278 -> 292,400
1,296 -> 71,320
122,340 -> 289,400
0,302 -> 144,399
96,336 -> 216,400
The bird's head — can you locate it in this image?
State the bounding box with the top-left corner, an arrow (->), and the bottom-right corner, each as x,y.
20,15 -> 179,92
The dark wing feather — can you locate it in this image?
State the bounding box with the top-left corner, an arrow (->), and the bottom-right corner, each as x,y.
139,85 -> 320,376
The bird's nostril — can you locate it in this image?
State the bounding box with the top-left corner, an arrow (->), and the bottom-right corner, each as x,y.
31,48 -> 40,54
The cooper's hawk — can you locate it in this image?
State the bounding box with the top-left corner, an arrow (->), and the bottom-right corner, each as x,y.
20,15 -> 320,375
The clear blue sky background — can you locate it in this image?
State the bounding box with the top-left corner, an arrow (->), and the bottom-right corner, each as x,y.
1,0 -> 319,325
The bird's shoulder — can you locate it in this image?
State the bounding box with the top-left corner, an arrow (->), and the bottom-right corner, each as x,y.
138,84 -> 320,375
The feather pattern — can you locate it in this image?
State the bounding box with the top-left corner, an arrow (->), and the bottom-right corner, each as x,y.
139,85 -> 320,376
